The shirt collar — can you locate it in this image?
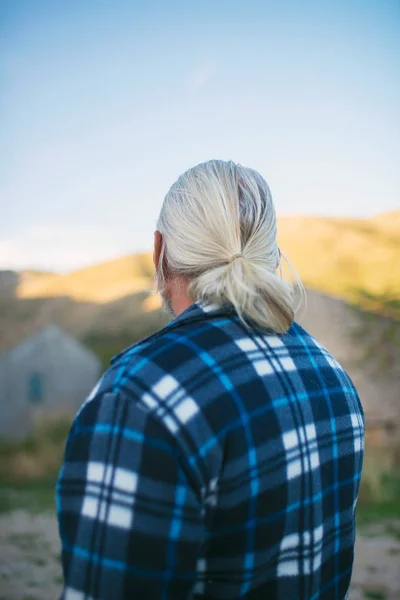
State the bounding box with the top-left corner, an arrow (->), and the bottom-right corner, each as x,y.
166,300 -> 226,326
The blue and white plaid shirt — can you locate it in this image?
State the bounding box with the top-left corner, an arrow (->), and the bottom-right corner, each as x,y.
57,301 -> 364,600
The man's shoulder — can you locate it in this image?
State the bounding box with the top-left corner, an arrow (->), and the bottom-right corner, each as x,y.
75,312 -> 228,465
98,307 -> 231,398
74,325 -> 200,438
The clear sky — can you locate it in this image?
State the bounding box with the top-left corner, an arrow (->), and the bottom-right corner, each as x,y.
1,0 -> 399,271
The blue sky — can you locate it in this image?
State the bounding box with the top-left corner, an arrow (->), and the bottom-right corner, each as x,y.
1,0 -> 399,271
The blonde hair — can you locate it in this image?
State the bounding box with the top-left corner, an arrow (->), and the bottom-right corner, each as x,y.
156,160 -> 305,333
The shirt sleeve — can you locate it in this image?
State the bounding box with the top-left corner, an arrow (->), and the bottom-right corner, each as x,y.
56,390 -> 205,600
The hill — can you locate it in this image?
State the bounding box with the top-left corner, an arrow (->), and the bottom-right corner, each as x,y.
16,253 -> 154,303
14,211 -> 400,317
277,211 -> 399,315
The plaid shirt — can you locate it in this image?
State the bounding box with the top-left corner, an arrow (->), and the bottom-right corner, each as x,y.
57,302 -> 364,600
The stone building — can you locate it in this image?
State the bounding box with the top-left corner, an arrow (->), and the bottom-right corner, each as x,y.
0,325 -> 101,439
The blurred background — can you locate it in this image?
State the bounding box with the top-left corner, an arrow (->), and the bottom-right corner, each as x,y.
0,1 -> 399,598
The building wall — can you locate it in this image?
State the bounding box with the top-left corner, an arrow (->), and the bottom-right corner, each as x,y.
0,326 -> 101,440
0,270 -> 19,297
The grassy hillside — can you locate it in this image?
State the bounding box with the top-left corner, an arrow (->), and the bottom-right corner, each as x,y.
15,211 -> 400,317
17,253 -> 154,303
278,212 -> 399,313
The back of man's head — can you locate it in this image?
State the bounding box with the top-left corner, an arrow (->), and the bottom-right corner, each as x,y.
156,159 -> 304,333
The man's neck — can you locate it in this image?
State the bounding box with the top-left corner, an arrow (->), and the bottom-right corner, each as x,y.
168,276 -> 193,317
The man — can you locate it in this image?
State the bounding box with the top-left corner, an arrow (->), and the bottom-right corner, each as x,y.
57,160 -> 364,599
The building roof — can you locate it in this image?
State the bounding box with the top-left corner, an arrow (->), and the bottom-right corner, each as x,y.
0,324 -> 100,367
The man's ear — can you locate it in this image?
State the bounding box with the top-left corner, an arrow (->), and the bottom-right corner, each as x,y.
153,230 -> 163,270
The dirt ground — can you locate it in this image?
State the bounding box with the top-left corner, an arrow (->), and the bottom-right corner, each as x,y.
0,510 -> 399,600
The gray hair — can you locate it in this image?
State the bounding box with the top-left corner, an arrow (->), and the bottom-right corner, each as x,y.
156,160 -> 305,333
